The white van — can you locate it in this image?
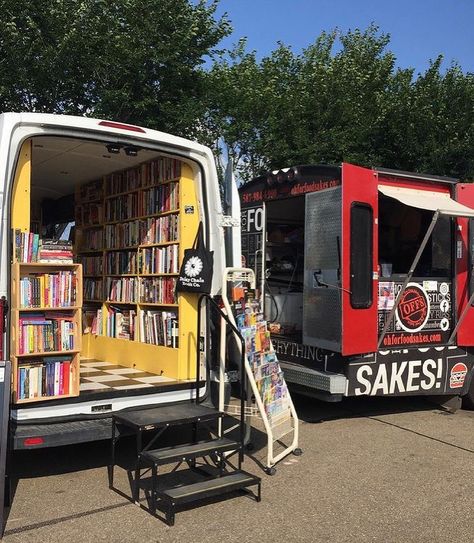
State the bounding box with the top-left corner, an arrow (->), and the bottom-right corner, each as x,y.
0,113 -> 226,449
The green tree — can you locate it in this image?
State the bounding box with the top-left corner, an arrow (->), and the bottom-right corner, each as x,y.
0,0 -> 230,135
204,25 -> 474,181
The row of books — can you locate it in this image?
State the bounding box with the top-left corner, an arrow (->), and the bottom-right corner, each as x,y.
106,277 -> 138,303
104,182 -> 179,223
139,214 -> 179,245
105,306 -> 136,340
102,277 -> 177,304
105,220 -> 140,249
140,183 -> 179,215
105,250 -> 138,275
19,271 -> 78,308
80,228 -> 103,252
18,312 -> 75,354
83,306 -> 103,335
140,277 -> 177,305
140,244 -> 179,274
84,278 -> 103,301
104,157 -> 182,196
14,232 -> 74,263
103,214 -> 179,249
14,231 -> 40,262
75,203 -> 102,228
105,193 -> 138,222
77,178 -> 102,203
80,255 -> 103,275
141,310 -> 178,347
17,357 -> 72,400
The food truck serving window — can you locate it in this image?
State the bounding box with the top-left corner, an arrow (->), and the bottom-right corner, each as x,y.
350,202 -> 373,308
379,195 -> 452,277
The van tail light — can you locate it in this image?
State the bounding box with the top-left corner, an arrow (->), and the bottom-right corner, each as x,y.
98,121 -> 146,133
23,437 -> 44,447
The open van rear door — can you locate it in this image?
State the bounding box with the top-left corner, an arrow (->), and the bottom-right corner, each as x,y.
303,163 -> 378,355
455,183 -> 474,346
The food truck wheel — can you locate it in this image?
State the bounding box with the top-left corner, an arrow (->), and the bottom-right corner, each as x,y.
264,466 -> 277,476
293,448 -> 303,456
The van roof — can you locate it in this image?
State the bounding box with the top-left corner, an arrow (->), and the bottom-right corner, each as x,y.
0,112 -> 212,158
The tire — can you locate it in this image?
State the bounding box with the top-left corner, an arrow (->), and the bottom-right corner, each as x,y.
462,372 -> 474,410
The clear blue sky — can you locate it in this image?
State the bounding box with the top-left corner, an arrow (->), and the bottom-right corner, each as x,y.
214,0 -> 474,74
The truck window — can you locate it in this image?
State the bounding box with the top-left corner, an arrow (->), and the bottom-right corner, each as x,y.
350,202 -> 373,308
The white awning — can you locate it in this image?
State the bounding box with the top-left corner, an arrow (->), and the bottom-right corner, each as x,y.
378,184 -> 474,218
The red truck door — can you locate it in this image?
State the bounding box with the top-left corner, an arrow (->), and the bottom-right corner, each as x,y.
455,183 -> 474,346
341,163 -> 379,355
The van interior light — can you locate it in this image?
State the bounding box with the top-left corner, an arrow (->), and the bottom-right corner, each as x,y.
124,146 -> 139,157
106,143 -> 121,154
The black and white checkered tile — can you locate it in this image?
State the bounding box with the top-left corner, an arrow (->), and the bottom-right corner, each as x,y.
80,360 -> 174,393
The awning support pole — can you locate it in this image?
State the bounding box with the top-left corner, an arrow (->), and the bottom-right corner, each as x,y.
448,287 -> 474,344
377,211 -> 440,349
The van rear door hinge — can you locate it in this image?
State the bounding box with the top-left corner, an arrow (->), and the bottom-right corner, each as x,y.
220,215 -> 240,227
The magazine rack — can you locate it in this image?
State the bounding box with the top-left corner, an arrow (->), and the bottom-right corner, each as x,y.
221,267 -> 300,474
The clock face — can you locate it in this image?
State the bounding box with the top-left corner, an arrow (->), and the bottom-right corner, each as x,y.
184,256 -> 203,278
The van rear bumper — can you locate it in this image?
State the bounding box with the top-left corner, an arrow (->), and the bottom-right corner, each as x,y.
11,417 -> 116,449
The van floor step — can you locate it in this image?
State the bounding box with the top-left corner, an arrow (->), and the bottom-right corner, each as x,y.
141,437 -> 240,466
114,402 -> 223,431
158,470 -> 261,505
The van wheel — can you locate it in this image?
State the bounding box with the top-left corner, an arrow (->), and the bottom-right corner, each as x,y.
462,376 -> 474,410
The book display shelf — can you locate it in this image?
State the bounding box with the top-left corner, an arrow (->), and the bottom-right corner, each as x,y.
76,157 -> 200,379
10,262 -> 82,404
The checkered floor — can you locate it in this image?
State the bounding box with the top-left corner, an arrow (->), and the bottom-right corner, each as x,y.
80,359 -> 174,393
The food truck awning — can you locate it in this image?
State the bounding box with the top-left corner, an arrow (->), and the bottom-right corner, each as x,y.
378,185 -> 474,218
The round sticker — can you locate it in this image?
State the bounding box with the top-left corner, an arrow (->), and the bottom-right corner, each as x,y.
439,282 -> 449,296
440,299 -> 450,313
396,283 -> 430,333
440,317 -> 449,331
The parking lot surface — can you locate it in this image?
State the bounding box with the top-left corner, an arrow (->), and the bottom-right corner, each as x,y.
3,395 -> 474,543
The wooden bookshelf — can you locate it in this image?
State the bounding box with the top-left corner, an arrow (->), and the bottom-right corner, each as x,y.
76,157 -> 199,379
10,262 -> 82,404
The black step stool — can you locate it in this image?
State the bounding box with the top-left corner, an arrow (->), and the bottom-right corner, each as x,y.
108,402 -> 261,525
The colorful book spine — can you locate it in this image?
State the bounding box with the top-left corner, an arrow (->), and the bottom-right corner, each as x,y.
106,277 -> 138,303
20,272 -> 77,308
18,312 -> 75,354
84,278 -> 103,301
13,230 -> 40,263
139,277 -> 176,305
17,356 -> 72,400
140,310 -> 178,347
105,250 -> 137,275
140,244 -> 179,274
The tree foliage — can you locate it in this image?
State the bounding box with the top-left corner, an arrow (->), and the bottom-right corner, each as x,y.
0,0 -> 230,135
0,7 -> 472,181
203,26 -> 474,182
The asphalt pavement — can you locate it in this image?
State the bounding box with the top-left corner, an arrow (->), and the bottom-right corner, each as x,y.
3,395 -> 474,543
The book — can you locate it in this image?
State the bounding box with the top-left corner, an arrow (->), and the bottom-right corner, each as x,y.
13,231 -> 40,262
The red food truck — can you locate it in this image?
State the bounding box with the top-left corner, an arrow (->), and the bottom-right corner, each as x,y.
238,163 -> 474,408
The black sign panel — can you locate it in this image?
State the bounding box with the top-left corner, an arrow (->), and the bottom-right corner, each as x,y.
346,346 -> 474,396
239,165 -> 341,205
240,205 -> 264,273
